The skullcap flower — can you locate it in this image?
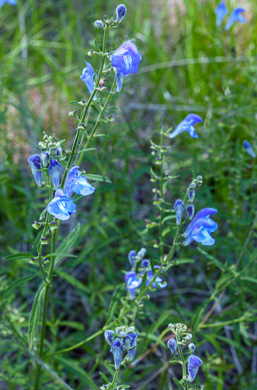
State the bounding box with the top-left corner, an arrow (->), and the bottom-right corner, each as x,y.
49,159 -> 62,190
122,332 -> 138,361
167,338 -> 177,354
116,4 -> 127,23
125,271 -> 142,299
243,140 -> 255,158
80,62 -> 97,100
110,339 -> 124,369
215,2 -> 228,26
187,355 -> 203,382
64,166 -> 95,197
47,189 -> 76,221
28,154 -> 42,187
168,114 -> 203,139
225,8 -> 246,30
174,199 -> 185,225
184,208 -> 218,246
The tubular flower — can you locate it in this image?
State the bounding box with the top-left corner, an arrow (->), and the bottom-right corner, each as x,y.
215,1 -> 228,26
174,199 -> 185,225
146,266 -> 167,289
243,140 -> 256,158
116,4 -> 127,23
47,189 -> 76,221
80,61 -> 97,100
125,271 -> 142,299
28,154 -> 42,187
187,355 -> 203,382
111,41 -> 142,92
49,159 -> 62,190
110,339 -> 124,369
64,166 -> 96,197
122,332 -> 138,361
168,114 -> 203,139
183,208 -> 218,246
225,8 -> 246,30
167,338 -> 177,355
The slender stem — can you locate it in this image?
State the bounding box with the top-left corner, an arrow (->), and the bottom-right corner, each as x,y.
176,334 -> 189,390
159,130 -> 165,264
110,368 -> 120,390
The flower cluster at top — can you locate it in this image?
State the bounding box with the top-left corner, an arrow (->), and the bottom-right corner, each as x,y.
104,326 -> 138,369
215,2 -> 246,30
80,5 -> 142,97
167,323 -> 204,386
125,248 -> 167,299
28,134 -> 95,221
174,177 -> 218,246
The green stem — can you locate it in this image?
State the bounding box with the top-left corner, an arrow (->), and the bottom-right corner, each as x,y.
159,130 -> 165,264
177,335 -> 189,390
110,368 -> 120,390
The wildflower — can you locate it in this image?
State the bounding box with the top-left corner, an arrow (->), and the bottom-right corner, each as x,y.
168,114 -> 203,139
49,159 -> 62,190
174,199 -> 185,225
41,151 -> 50,167
0,0 -> 17,9
50,146 -> 62,156
215,2 -> 228,26
184,208 -> 218,246
28,154 -> 42,187
147,266 -> 167,289
138,247 -> 146,260
125,271 -> 142,299
186,204 -> 195,220
93,20 -> 104,29
188,343 -> 195,352
110,339 -> 124,369
104,330 -> 115,346
47,189 -> 76,221
122,332 -> 138,361
64,166 -> 96,197
128,250 -> 137,266
225,8 -> 246,30
187,355 -> 203,382
111,41 -> 142,92
80,62 -> 97,99
116,4 -> 127,23
167,338 -> 177,354
243,140 -> 256,158
188,190 -> 195,202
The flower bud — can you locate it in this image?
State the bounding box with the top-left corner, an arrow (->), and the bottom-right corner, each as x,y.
116,4 -> 127,23
186,204 -> 195,220
138,248 -> 146,260
128,250 -> 136,266
41,237 -> 48,245
167,338 -> 177,354
174,199 -> 185,225
32,221 -> 41,230
188,343 -> 195,352
104,330 -> 115,346
94,20 -> 104,29
188,190 -> 195,202
41,151 -> 50,167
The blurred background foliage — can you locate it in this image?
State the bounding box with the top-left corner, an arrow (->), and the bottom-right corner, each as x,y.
0,0 -> 257,389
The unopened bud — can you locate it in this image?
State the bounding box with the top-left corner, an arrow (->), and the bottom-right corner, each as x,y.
41,237 -> 48,245
32,221 -> 41,230
94,20 -> 104,29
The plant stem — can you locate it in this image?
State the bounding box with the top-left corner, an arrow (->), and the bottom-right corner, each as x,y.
176,334 -> 189,390
110,368 -> 120,390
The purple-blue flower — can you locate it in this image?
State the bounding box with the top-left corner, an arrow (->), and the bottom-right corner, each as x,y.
167,338 -> 177,354
80,62 -> 97,100
186,204 -> 195,220
104,330 -> 115,346
116,4 -> 127,23
28,154 -> 42,187
41,151 -> 50,167
128,250 -> 137,266
122,332 -> 138,361
174,199 -> 185,225
125,271 -> 142,299
0,0 -> 17,9
110,339 -> 124,369
215,2 -> 228,27
49,159 -> 62,190
47,189 -> 76,221
184,208 -> 218,246
111,41 -> 142,92
64,166 -> 96,197
147,266 -> 167,289
225,8 -> 246,30
187,355 -> 203,382
243,140 -> 255,158
168,114 -> 203,139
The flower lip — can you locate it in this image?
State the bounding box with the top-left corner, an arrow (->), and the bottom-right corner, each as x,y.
215,1 -> 228,27
111,41 -> 142,77
225,7 -> 246,30
187,355 -> 203,382
168,113 -> 203,139
184,208 -> 217,237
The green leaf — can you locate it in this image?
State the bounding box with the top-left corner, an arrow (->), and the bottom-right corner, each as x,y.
78,147 -> 97,153
55,270 -> 89,293
28,283 -> 46,350
2,274 -> 36,299
173,378 -> 184,388
99,372 -> 110,384
4,252 -> 32,261
54,224 -> 81,267
56,357 -> 98,390
105,284 -> 123,325
86,174 -> 112,183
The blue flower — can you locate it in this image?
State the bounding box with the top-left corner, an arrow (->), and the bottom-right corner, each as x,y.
174,199 -> 185,225
122,332 -> 138,361
186,204 -> 195,220
225,8 -> 246,30
215,2 -> 228,27
147,266 -> 167,289
116,4 -> 127,23
64,166 -> 96,197
167,338 -> 177,354
184,208 -> 218,246
41,151 -> 50,167
125,271 -> 142,299
0,0 -> 17,9
188,190 -> 195,202
28,154 -> 42,187
80,62 -> 97,100
187,355 -> 203,382
243,140 -> 256,158
47,189 -> 76,221
111,41 -> 142,92
128,250 -> 137,266
168,114 -> 203,139
49,159 -> 62,190
104,330 -> 115,346
110,339 -> 124,369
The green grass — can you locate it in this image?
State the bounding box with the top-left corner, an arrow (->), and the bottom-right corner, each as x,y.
0,0 -> 257,389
